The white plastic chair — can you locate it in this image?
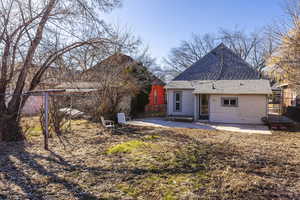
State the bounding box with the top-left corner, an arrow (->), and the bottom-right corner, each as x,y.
117,113 -> 127,124
100,116 -> 115,128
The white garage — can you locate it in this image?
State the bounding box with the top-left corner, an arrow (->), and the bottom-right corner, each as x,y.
166,80 -> 271,124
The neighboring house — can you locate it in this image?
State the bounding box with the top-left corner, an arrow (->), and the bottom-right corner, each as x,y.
81,53 -> 161,117
22,96 -> 44,115
145,78 -> 166,113
278,83 -> 300,109
165,43 -> 272,124
6,64 -> 77,115
264,62 -> 300,112
8,64 -> 77,92
16,53 -> 162,117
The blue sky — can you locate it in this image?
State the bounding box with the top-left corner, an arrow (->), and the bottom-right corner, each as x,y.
102,0 -> 285,64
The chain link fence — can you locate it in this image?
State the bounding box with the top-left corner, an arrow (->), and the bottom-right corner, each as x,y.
268,92 -> 299,115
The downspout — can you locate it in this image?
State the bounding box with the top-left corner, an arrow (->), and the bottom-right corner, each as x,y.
165,88 -> 168,117
194,94 -> 198,121
266,94 -> 269,119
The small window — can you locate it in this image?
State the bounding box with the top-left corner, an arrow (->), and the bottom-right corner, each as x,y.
154,89 -> 158,104
175,102 -> 180,110
223,99 -> 230,105
175,93 -> 181,101
173,91 -> 182,112
221,97 -> 238,107
230,99 -> 237,105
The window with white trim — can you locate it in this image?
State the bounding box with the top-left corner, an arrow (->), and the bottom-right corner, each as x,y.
221,97 -> 238,107
174,91 -> 182,112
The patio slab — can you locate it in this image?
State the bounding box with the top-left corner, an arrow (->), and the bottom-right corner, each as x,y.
127,118 -> 272,135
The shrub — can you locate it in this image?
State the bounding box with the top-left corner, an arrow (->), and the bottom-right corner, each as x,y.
285,106 -> 300,122
107,140 -> 150,154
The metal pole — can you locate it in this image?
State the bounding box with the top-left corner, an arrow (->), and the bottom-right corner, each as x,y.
43,92 -> 49,150
69,95 -> 72,132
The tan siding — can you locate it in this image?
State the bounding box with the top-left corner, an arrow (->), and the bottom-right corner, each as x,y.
209,94 -> 267,124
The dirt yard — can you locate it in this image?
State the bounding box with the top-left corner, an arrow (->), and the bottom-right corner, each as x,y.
0,117 -> 299,199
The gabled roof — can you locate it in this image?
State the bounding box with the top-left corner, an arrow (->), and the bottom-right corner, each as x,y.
82,53 -> 162,86
173,43 -> 260,81
152,78 -> 165,86
83,53 -> 139,74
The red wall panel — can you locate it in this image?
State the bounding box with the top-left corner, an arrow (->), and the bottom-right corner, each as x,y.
148,85 -> 165,106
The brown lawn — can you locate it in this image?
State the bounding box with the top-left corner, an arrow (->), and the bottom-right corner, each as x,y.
0,117 -> 299,200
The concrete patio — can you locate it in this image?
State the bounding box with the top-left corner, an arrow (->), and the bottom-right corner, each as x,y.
127,118 -> 272,134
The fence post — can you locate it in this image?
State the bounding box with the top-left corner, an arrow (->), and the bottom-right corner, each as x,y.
43,92 -> 49,150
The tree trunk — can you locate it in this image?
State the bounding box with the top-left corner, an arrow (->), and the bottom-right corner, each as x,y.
0,113 -> 24,142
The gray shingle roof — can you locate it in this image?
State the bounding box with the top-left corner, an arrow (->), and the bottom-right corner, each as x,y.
192,80 -> 272,94
173,43 -> 260,81
83,53 -> 162,88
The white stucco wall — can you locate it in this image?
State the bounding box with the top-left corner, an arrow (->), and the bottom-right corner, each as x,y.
167,89 -> 194,116
209,94 -> 268,124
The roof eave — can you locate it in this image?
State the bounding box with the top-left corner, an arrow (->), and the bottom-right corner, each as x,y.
192,91 -> 272,95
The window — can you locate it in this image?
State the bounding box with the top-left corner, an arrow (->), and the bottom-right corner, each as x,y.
221,97 -> 238,107
154,89 -> 158,104
173,91 -> 182,112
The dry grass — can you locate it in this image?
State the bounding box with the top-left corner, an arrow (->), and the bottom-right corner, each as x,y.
0,117 -> 299,199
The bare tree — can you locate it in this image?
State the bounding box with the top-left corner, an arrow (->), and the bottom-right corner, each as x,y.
267,0 -> 300,85
132,45 -> 168,81
164,33 -> 216,73
68,26 -> 142,72
0,0 -> 122,141
66,20 -> 163,83
164,29 -> 275,75
219,28 -> 274,72
82,59 -> 140,121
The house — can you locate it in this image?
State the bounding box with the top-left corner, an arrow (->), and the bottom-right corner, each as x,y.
6,64 -> 77,115
165,43 -> 272,124
81,53 -> 160,117
262,65 -> 299,112
278,83 -> 300,109
19,53 -> 163,118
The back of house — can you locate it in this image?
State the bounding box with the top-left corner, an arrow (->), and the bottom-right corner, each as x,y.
165,43 -> 272,124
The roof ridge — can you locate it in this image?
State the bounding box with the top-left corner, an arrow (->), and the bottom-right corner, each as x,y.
216,43 -> 225,80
